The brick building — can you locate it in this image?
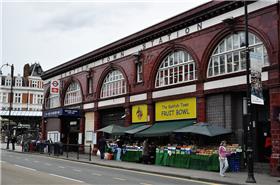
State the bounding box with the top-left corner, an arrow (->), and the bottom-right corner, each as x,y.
41,1 -> 280,176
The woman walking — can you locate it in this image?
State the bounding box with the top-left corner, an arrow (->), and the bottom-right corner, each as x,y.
219,140 -> 229,177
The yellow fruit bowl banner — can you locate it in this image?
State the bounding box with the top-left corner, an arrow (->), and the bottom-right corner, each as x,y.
156,97 -> 196,121
132,104 -> 148,123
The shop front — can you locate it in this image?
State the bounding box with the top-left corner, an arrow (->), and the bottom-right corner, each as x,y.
43,108 -> 82,146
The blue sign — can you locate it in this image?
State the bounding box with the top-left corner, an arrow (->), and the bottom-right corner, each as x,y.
44,108 -> 80,118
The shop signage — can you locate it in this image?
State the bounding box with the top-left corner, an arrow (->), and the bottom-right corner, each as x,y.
132,104 -> 148,123
44,108 -> 80,118
50,80 -> 60,94
250,52 -> 264,105
44,109 -> 63,118
62,109 -> 80,117
155,97 -> 196,121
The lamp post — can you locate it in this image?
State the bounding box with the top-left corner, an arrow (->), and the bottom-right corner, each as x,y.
0,63 -> 14,149
244,1 -> 256,183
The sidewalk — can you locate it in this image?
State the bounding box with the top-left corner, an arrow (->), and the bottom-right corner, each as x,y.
1,143 -> 279,185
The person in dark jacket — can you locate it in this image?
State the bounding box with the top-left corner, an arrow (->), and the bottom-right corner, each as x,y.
11,135 -> 17,150
142,139 -> 149,164
98,136 -> 106,159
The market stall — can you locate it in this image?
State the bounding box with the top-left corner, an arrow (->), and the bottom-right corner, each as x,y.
122,146 -> 142,162
155,145 -> 241,172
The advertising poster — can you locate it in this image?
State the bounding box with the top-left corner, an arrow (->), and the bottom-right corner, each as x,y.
250,52 -> 264,105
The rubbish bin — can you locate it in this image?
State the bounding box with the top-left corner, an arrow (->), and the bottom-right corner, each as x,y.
53,143 -> 59,156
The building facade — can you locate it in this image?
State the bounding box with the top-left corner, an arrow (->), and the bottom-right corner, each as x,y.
0,63 -> 44,140
41,1 -> 280,176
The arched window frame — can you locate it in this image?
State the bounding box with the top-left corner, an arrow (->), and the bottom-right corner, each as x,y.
155,50 -> 197,88
100,70 -> 126,98
45,93 -> 60,109
207,31 -> 269,78
64,82 -> 82,106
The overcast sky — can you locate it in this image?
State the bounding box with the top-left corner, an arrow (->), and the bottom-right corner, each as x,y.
1,0 -> 210,75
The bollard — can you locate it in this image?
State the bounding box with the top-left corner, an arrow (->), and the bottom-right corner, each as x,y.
77,144 -> 79,160
66,144 -> 69,158
89,144 -> 92,161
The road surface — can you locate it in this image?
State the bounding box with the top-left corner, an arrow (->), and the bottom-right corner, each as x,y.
1,150 -> 221,185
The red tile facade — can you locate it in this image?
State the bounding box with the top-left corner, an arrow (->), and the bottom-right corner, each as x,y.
42,1 -> 280,176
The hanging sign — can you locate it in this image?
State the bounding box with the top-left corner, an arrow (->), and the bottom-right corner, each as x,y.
250,52 -> 264,105
50,80 -> 60,94
132,104 -> 148,123
156,97 -> 196,121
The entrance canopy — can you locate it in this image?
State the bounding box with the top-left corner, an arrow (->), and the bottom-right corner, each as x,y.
174,122 -> 232,137
135,120 -> 194,137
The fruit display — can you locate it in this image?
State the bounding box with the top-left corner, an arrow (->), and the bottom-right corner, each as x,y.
156,144 -> 242,156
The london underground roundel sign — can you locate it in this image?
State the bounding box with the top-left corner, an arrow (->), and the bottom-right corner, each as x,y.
51,80 -> 60,94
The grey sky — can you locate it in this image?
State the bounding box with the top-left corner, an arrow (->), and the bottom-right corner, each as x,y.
1,0 -> 210,75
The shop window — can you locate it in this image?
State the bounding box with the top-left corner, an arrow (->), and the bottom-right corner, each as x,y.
207,32 -> 269,77
64,81 -> 82,106
155,50 -> 196,88
100,70 -> 126,98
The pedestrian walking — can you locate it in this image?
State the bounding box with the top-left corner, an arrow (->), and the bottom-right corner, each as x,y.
98,136 -> 106,159
142,139 -> 149,164
11,135 -> 17,150
218,140 -> 229,177
116,138 -> 123,161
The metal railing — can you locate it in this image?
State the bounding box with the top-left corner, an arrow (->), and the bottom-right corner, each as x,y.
22,142 -> 93,161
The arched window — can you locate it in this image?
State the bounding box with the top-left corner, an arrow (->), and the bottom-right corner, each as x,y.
207,32 -> 269,77
101,70 -> 126,98
45,94 -> 60,109
155,50 -> 196,88
64,82 -> 82,105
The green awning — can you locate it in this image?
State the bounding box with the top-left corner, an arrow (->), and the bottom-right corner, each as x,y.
96,124 -> 124,134
113,124 -> 146,135
174,122 -> 232,137
135,120 -> 195,137
125,124 -> 151,134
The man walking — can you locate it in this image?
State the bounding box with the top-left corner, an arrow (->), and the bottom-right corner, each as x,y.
98,136 -> 106,159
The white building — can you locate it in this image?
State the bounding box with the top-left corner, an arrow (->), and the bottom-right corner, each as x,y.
0,63 -> 44,141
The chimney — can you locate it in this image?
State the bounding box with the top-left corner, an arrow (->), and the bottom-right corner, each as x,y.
23,64 -> 30,78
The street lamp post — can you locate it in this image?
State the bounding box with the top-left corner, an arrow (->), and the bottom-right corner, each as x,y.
0,63 -> 14,149
244,1 -> 256,183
